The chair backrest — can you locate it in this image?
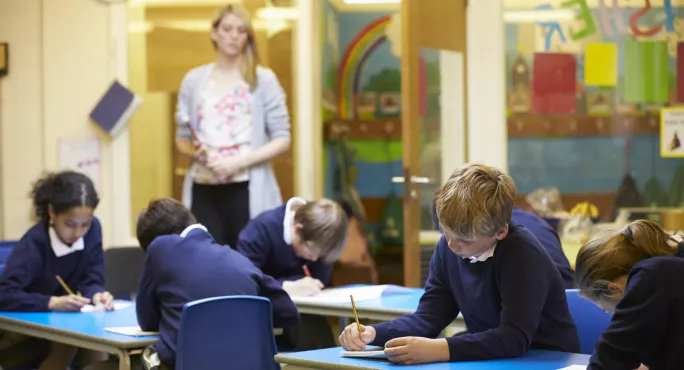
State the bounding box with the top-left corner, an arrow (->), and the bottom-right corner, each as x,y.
0,240 -> 18,265
104,246 -> 146,300
176,296 -> 280,370
566,289 -> 613,354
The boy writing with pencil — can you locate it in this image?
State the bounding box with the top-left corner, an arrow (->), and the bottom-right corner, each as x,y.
340,163 -> 579,364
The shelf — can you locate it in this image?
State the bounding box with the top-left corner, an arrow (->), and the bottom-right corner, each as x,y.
324,118 -> 402,140
507,113 -> 661,138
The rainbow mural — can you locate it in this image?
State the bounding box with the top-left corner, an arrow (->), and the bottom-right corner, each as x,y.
337,15 -> 391,119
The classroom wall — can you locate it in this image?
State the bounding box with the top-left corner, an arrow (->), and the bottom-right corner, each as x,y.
0,0 -> 132,246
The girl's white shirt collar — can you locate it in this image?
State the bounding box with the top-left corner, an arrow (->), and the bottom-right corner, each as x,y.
283,197 -> 307,244
49,227 -> 85,258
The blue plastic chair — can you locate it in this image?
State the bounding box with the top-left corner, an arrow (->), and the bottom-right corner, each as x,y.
566,289 -> 613,354
175,296 -> 280,370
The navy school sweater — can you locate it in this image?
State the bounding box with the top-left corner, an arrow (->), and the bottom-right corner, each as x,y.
588,243 -> 684,370
432,206 -> 574,288
136,226 -> 299,366
371,224 -> 580,361
237,204 -> 334,286
0,219 -> 105,312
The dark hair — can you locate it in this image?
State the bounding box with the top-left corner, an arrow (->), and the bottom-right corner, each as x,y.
31,171 -> 99,221
136,198 -> 197,251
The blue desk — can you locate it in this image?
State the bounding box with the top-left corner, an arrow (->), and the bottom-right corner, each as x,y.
0,303 -> 158,370
275,348 -> 590,369
292,285 -> 464,333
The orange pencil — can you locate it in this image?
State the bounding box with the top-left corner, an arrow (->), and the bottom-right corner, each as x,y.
302,265 -> 312,278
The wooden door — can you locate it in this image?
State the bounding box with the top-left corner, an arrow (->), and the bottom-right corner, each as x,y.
401,0 -> 468,287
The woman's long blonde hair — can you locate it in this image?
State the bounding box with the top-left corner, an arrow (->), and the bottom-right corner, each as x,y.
211,4 -> 259,90
575,219 -> 677,303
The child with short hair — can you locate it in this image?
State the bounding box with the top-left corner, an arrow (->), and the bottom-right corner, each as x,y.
340,163 -> 579,364
237,197 -> 349,349
0,170 -> 111,369
135,198 -> 299,368
575,219 -> 684,370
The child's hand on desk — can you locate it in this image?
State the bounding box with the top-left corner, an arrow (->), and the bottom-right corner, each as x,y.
384,337 -> 450,364
282,277 -> 324,297
48,295 -> 91,312
339,323 -> 376,351
92,291 -> 115,311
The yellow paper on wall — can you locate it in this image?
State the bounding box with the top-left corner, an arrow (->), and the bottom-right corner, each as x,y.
584,42 -> 617,86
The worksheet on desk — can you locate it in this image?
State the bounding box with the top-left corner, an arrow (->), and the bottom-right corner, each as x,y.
292,285 -> 413,304
557,366 -> 586,370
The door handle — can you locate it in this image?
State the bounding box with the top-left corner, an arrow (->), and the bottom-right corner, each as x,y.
391,176 -> 434,184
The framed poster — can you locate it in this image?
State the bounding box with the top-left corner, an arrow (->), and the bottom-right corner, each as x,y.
660,107 -> 684,158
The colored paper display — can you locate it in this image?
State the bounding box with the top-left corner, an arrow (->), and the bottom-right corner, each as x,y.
584,43 -> 617,86
623,40 -> 668,104
532,53 -> 577,114
660,107 -> 684,158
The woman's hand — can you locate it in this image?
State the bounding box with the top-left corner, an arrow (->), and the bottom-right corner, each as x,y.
92,291 -> 115,311
48,295 -> 91,312
208,155 -> 248,179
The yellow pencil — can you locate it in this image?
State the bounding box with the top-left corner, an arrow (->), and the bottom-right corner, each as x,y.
55,275 -> 75,296
350,295 -> 362,334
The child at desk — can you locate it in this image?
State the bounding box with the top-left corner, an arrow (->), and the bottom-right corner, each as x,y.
575,220 -> 684,370
431,187 -> 574,289
0,171 -> 112,369
340,163 -> 579,364
133,198 -> 299,369
237,197 -> 349,350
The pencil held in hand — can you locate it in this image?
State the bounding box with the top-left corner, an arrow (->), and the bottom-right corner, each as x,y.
350,295 -> 363,334
55,275 -> 75,296
302,265 -> 312,278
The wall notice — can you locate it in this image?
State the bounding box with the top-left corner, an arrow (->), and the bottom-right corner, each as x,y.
58,138 -> 101,190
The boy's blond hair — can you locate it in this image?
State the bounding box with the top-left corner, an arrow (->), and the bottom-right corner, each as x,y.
436,163 -> 517,239
293,199 -> 349,263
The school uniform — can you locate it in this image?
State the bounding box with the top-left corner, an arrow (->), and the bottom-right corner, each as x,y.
237,198 -> 336,350
0,218 -> 105,311
370,224 -> 580,361
237,198 -> 333,285
511,207 -> 574,289
431,206 -> 574,289
0,218 -> 105,368
136,224 -> 299,367
587,243 -> 684,370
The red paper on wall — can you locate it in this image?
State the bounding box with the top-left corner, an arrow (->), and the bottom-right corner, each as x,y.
532,53 -> 577,114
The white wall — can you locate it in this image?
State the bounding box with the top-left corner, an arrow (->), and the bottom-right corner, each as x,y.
0,0 -> 131,247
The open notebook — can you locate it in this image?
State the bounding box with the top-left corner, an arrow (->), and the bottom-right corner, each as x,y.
105,326 -> 159,336
80,301 -> 132,313
292,285 -> 413,304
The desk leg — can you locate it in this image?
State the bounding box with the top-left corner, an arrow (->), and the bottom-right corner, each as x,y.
117,349 -> 132,370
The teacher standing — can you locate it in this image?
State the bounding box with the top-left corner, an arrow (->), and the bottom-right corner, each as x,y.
175,4 -> 291,248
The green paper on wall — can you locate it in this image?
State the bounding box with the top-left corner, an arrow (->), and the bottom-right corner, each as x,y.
585,43 -> 617,86
623,40 -> 669,103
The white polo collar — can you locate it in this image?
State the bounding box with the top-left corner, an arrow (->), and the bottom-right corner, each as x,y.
49,227 -> 85,258
466,244 -> 496,263
180,224 -> 208,238
283,197 -> 307,244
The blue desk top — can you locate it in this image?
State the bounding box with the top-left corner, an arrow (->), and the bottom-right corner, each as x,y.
275,348 -> 590,369
0,303 -> 158,349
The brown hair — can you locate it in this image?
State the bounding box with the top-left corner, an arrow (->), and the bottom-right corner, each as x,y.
436,163 -> 516,239
211,4 -> 259,90
575,220 -> 678,302
293,199 -> 349,263
136,198 -> 197,251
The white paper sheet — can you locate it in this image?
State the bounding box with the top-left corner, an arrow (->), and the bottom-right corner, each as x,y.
557,365 -> 586,370
105,326 -> 159,336
340,350 -> 387,359
292,285 -> 412,304
80,301 -> 133,313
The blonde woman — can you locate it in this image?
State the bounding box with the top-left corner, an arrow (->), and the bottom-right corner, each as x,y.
176,4 -> 290,248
